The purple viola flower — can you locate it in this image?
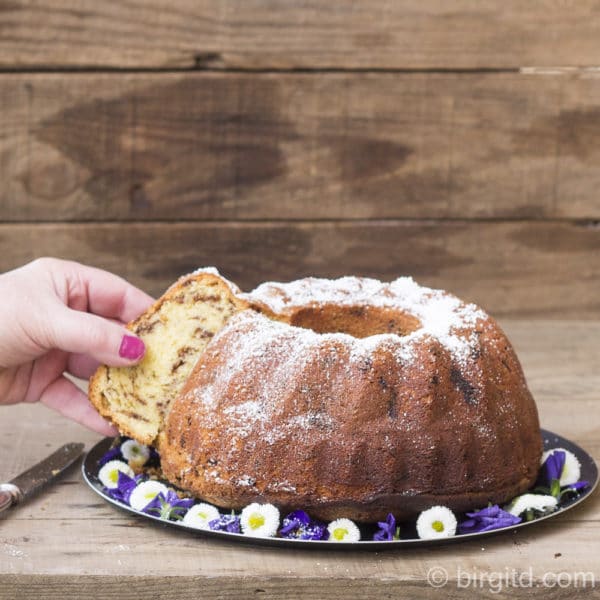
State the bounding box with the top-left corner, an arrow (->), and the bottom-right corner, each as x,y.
209,513 -> 241,534
143,490 -> 195,520
98,445 -> 123,467
538,450 -> 589,499
540,450 -> 566,488
373,513 -> 400,541
106,471 -> 145,504
458,505 -> 521,534
562,480 -> 589,493
279,510 -> 328,541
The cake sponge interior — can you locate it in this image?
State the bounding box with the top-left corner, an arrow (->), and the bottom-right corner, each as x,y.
88,272 -> 248,446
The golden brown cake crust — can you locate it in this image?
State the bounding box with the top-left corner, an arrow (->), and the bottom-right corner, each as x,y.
160,277 -> 543,522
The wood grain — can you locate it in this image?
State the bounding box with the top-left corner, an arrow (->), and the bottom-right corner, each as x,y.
1,321 -> 599,599
2,1 -> 600,70
2,71 -> 600,221
0,221 -> 599,318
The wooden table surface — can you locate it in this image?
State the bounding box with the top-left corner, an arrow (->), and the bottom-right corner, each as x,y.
1,320 -> 599,599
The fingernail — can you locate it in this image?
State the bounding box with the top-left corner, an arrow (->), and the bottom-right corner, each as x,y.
119,335 -> 145,360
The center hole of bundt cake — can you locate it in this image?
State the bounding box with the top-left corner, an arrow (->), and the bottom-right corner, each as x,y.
289,304 -> 421,338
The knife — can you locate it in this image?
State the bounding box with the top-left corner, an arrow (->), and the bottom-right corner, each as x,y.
0,442 -> 84,513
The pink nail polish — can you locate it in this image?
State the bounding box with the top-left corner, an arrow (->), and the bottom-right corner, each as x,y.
119,335 -> 145,360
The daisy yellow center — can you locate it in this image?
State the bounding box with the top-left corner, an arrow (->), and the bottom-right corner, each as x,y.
109,469 -> 119,484
333,527 -> 348,541
248,513 -> 265,530
198,512 -> 208,519
145,491 -> 158,500
131,447 -> 140,455
432,520 -> 444,533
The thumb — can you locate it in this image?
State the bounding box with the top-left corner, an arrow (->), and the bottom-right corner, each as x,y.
48,306 -> 146,367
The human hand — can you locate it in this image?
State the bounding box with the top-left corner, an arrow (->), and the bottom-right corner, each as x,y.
0,258 -> 154,435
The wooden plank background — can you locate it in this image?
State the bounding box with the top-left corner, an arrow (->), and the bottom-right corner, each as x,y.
3,1 -> 600,69
3,72 -> 600,222
1,221 -> 599,318
0,3 -> 599,318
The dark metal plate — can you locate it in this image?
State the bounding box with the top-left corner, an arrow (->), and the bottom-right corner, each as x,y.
82,429 -> 597,550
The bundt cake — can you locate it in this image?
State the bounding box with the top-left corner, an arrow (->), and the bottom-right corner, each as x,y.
90,270 -> 543,522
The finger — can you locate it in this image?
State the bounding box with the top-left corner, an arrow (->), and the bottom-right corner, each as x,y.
67,353 -> 101,380
40,375 -> 119,437
48,307 -> 146,367
20,349 -> 68,404
62,261 -> 154,323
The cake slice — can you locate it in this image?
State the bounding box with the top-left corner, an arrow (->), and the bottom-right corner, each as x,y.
88,269 -> 249,446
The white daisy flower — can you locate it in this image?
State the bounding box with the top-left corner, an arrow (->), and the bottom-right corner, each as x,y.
327,518 -> 361,542
182,503 -> 221,530
506,494 -> 558,517
98,460 -> 134,489
120,439 -> 151,468
541,447 -> 581,487
239,503 -> 280,537
416,506 -> 457,539
129,480 -> 169,511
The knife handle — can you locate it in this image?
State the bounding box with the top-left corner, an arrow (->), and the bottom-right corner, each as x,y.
0,484 -> 22,514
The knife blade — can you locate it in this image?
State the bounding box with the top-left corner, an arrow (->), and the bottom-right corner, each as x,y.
0,442 -> 84,513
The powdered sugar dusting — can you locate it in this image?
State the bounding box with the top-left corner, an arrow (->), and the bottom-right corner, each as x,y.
189,312 -> 359,447
190,283 -> 486,455
169,266 -> 241,295
191,266 -> 222,277
186,276 -> 490,473
245,276 -> 487,367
